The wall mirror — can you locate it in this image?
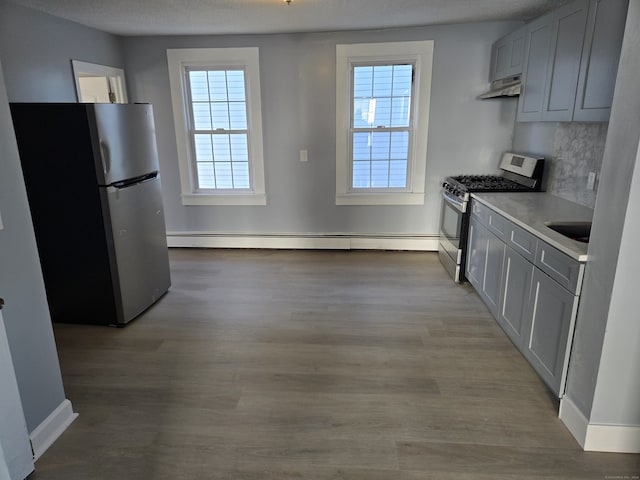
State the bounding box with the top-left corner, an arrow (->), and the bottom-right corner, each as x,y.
71,60 -> 128,103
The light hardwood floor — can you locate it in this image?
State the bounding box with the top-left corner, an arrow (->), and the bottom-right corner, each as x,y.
32,249 -> 639,479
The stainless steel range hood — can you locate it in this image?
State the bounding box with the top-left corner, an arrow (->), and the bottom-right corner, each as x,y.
478,75 -> 521,99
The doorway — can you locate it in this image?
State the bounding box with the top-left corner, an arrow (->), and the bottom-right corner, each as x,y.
71,60 -> 128,104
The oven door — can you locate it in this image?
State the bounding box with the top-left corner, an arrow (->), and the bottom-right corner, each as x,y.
439,190 -> 468,282
440,191 -> 465,258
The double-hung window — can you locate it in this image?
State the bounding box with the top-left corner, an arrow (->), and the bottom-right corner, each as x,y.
167,48 -> 266,205
336,41 -> 433,205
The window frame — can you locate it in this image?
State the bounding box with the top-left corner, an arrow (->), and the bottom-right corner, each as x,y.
335,41 -> 434,206
167,48 -> 266,206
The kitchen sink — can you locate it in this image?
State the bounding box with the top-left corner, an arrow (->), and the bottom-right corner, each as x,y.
545,221 -> 591,243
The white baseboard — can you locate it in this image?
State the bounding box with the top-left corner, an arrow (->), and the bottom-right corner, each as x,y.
166,232 -> 439,251
559,396 -> 589,448
29,399 -> 78,461
559,396 -> 640,453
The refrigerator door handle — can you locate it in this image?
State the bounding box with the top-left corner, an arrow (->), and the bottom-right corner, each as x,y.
99,139 -> 110,176
110,171 -> 159,189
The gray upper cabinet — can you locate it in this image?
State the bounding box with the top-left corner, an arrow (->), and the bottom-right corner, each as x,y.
516,0 -> 627,122
573,0 -> 629,121
541,0 -> 589,121
518,0 -> 589,122
489,26 -> 527,81
517,16 -> 553,122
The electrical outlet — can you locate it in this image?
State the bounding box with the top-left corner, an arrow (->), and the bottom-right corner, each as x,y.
299,149 -> 308,162
587,171 -> 597,191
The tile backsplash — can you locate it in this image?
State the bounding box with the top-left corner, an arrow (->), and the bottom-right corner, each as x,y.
548,122 -> 608,209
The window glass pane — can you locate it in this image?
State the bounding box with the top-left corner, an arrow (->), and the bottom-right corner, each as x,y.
353,132 -> 371,161
206,71 -> 227,102
372,65 -> 393,97
196,162 -> 215,189
194,134 -> 213,161
352,161 -> 371,188
389,160 -> 408,188
189,71 -> 209,102
371,160 -> 390,187
370,132 -> 391,160
232,162 -> 250,189
392,65 -> 413,95
226,71 -> 246,101
230,134 -> 248,161
211,102 -> 230,130
215,162 -> 233,189
390,131 -> 409,160
212,134 -> 231,161
192,103 -> 212,130
372,97 -> 391,127
353,66 -> 373,98
229,102 -> 247,130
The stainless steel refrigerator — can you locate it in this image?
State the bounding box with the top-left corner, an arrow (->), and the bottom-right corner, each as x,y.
10,103 -> 171,326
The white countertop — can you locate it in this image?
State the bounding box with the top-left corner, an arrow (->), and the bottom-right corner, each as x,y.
471,192 -> 593,262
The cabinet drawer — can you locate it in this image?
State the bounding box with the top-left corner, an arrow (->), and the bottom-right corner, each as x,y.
472,200 -> 508,240
535,241 -> 584,294
486,210 -> 509,240
471,199 -> 489,224
506,223 -> 538,262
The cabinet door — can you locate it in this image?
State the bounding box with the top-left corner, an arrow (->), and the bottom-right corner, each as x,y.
573,0 -> 629,121
490,27 -> 527,81
523,270 -> 579,396
466,216 -> 485,292
498,246 -> 534,348
541,0 -> 590,121
517,16 -> 553,121
467,217 -> 505,317
481,229 -> 505,318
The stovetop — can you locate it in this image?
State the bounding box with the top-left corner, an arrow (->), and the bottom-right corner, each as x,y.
449,174 -> 531,192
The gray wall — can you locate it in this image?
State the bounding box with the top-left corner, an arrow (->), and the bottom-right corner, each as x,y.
565,0 -> 640,422
0,0 -> 125,102
0,0 -> 126,431
0,59 -> 66,432
513,122 -> 608,209
123,22 -> 520,236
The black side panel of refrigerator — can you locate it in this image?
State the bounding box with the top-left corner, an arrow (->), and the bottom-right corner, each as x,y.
9,103 -> 123,325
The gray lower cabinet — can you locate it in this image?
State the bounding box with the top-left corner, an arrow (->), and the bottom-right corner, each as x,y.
522,269 -> 579,395
466,199 -> 584,397
498,245 -> 534,348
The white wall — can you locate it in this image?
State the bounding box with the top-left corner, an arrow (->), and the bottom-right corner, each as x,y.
123,22 -> 520,238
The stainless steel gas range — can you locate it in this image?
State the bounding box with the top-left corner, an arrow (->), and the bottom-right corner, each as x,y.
438,152 -> 544,283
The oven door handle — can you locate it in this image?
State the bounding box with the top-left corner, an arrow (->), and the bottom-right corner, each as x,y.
442,190 -> 467,213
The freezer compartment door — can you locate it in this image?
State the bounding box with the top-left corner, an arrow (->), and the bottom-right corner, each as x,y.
93,103 -> 160,185
105,177 -> 171,324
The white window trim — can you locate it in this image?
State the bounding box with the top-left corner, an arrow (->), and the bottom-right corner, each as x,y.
335,41 -> 433,206
167,47 -> 266,206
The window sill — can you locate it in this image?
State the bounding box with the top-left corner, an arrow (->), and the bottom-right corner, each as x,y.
335,192 -> 425,206
181,193 -> 267,206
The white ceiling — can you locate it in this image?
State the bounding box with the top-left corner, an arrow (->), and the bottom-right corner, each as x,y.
9,0 -> 570,36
